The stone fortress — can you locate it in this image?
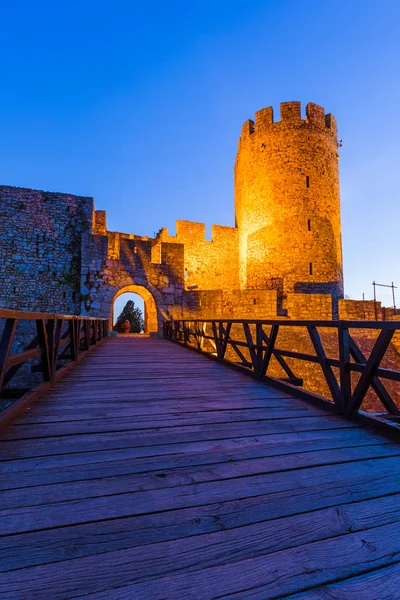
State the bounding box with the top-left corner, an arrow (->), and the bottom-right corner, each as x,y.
0,101 -> 381,333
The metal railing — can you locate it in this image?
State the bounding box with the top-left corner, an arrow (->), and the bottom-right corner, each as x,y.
163,319 -> 400,419
0,309 -> 108,427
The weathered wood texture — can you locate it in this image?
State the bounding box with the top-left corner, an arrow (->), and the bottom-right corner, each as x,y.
1,337 -> 400,599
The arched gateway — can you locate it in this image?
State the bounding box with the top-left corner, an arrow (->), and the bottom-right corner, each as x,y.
110,284 -> 159,334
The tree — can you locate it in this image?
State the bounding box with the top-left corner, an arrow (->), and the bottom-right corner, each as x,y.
115,300 -> 144,333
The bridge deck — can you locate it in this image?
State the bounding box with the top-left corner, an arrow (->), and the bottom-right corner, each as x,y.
1,337 -> 400,599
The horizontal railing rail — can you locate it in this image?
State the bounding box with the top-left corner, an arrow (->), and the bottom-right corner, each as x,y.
163,319 -> 400,419
0,309 -> 108,427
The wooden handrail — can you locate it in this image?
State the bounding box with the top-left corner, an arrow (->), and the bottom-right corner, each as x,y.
163,319 -> 400,420
0,308 -> 104,320
0,311 -> 108,429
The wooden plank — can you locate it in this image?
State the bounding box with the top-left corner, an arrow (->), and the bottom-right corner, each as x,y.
3,519 -> 400,599
12,401 -> 327,421
3,407 -> 344,439
3,436 -> 394,490
286,561 -> 400,599
3,445 -> 400,511
5,347 -> 42,368
1,427 -> 389,474
2,456 -> 400,536
0,416 -> 361,459
2,490 -> 400,575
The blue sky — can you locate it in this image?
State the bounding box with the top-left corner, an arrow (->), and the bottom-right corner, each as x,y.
1,0 -> 399,304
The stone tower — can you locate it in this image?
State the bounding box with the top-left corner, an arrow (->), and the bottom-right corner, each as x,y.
234,101 -> 343,309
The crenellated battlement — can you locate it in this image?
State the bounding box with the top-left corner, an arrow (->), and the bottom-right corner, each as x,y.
240,101 -> 337,139
155,220 -> 238,245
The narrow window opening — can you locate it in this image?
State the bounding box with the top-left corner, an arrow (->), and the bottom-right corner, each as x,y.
306,175 -> 310,188
307,219 -> 311,231
253,298 -> 257,305
63,291 -> 66,300
309,262 -> 313,275
13,286 -> 16,294
133,246 -> 138,254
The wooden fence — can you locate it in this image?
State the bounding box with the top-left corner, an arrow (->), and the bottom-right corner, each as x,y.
0,309 -> 108,428
163,319 -> 400,418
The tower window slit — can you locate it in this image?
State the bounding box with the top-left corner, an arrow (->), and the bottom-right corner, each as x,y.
306,175 -> 310,188
309,262 -> 313,275
308,219 -> 311,231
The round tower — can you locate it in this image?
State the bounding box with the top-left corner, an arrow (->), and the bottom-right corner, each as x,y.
234,101 -> 343,307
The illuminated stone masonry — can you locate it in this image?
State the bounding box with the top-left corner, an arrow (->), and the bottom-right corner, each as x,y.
0,101 -> 381,332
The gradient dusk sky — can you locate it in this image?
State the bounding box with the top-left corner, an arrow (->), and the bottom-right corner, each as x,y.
1,1 -> 399,306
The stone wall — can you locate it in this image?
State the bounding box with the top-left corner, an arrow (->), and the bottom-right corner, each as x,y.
155,220 -> 240,291
169,289 -> 278,321
0,184 -> 341,332
80,232 -> 185,332
286,293 -> 333,320
338,299 -> 382,320
0,186 -> 92,314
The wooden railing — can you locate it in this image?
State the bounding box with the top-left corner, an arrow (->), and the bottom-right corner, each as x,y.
0,309 -> 108,427
163,319 -> 400,419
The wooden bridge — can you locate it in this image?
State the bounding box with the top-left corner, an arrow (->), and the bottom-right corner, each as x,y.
1,311 -> 400,599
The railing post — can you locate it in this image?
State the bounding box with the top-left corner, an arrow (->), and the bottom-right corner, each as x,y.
36,319 -> 52,382
183,322 -> 189,345
0,318 -> 17,395
52,318 -> 64,377
69,319 -> 78,361
84,319 -> 90,350
255,323 -> 263,375
338,323 -> 351,414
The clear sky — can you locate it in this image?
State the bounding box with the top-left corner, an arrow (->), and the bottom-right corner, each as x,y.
1,1 -> 399,305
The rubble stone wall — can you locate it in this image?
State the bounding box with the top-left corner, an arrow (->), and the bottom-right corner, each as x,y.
0,185 -> 92,314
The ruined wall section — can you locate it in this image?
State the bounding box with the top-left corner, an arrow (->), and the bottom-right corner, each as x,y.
286,293 -> 333,320
170,289 -> 278,321
155,220 -> 240,291
234,101 -> 343,309
0,185 -> 93,314
338,299 -> 382,321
